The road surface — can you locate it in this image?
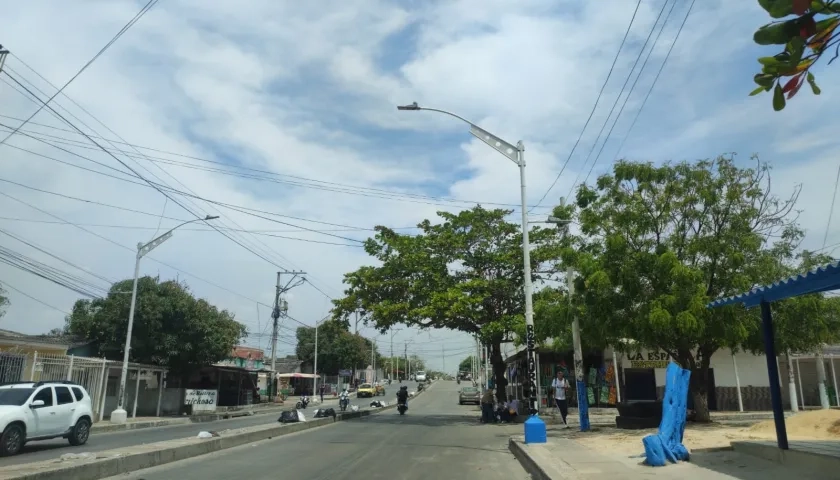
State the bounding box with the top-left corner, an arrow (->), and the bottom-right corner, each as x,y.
6,381 -> 419,467
106,380 -> 530,479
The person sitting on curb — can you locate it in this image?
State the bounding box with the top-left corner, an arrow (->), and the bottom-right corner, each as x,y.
499,395 -> 519,423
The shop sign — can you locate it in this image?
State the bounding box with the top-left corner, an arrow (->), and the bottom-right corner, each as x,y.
629,351 -> 671,369
184,389 -> 217,412
339,369 -> 352,376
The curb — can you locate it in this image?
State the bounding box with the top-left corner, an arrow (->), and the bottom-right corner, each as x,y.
0,410 -> 370,480
508,438 -> 557,480
90,406 -> 291,434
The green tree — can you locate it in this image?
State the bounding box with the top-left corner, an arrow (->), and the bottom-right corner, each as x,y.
749,0 -> 839,110
332,206 -> 560,402
459,355 -> 477,373
557,155 -> 815,422
67,276 -> 246,373
295,320 -> 380,375
0,284 -> 9,318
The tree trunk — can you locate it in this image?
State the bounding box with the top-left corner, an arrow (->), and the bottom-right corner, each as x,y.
490,341 -> 508,403
689,362 -> 711,423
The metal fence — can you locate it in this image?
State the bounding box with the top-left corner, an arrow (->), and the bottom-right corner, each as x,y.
0,349 -> 165,422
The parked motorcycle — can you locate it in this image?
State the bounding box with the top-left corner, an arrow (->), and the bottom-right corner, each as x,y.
295,395 -> 310,409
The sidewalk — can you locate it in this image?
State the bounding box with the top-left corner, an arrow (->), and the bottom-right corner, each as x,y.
508,426 -> 827,480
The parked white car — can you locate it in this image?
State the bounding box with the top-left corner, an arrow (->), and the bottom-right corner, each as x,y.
0,380 -> 94,456
415,371 -> 427,382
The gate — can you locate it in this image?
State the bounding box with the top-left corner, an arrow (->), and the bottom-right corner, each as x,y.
0,350 -> 25,383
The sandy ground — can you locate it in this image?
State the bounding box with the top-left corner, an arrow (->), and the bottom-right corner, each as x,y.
572,409 -> 840,456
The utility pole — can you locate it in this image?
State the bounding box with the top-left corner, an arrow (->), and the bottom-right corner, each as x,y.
568,266 -> 590,431
442,345 -> 445,375
269,270 -> 305,400
389,329 -> 401,380
404,342 -> 409,380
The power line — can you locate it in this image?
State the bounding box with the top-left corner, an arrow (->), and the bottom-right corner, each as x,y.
530,0 -> 643,212
0,281 -> 70,315
609,0 -> 697,161
0,77 -> 549,213
565,0 -> 673,198
0,129 -> 411,234
2,71 -> 292,270
0,0 -> 158,147
0,245 -> 107,298
575,0 -> 680,191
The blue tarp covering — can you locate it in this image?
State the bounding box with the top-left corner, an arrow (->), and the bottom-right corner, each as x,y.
642,362 -> 691,467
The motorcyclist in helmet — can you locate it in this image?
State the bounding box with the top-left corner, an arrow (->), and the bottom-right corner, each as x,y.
396,385 -> 409,406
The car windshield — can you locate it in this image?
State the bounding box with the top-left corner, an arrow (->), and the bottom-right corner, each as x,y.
0,388 -> 35,406
462,387 -> 478,393
360,384 -> 372,389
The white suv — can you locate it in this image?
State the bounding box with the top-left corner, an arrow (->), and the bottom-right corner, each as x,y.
0,380 -> 93,456
415,371 -> 427,382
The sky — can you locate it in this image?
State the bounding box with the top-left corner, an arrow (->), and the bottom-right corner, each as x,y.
1,0 -> 839,374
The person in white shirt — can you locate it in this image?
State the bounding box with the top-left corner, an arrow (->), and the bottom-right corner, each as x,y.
551,370 -> 570,427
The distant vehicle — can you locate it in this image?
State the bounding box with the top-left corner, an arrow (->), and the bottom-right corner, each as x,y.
0,380 -> 93,456
458,386 -> 480,405
356,383 -> 376,398
374,384 -> 386,396
414,371 -> 427,382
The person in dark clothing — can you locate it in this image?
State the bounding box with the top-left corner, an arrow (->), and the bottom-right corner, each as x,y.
480,389 -> 496,424
396,386 -> 409,406
319,383 -> 326,403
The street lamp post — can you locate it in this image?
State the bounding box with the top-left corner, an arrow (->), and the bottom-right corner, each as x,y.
398,102 -> 545,441
110,215 -> 219,424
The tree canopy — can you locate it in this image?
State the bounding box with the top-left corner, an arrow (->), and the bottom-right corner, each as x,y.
459,355 -> 477,373
554,155 -> 840,421
295,319 -> 381,375
750,0 -> 838,110
0,284 -> 8,319
332,206 -> 561,400
66,276 -> 246,373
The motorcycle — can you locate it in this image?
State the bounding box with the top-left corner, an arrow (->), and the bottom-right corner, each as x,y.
457,378 -> 461,385
295,395 -> 310,409
339,396 -> 350,412
417,383 -> 424,392
397,402 -> 408,415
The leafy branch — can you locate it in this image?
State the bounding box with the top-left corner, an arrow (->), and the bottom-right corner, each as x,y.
751,0 -> 840,110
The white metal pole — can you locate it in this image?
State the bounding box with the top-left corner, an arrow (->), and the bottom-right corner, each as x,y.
112,251 -> 142,424
732,352 -> 744,412
816,350 -> 830,409
66,354 -> 75,381
612,350 -> 622,404
517,145 -> 540,418
132,368 -> 141,418
98,361 -> 109,422
786,353 -> 798,412
156,371 -> 165,417
796,357 -> 805,410
831,356 -> 839,407
29,351 -> 38,381
313,321 -> 319,397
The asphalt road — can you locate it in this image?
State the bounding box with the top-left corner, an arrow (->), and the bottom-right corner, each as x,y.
106,380 -> 530,480
5,381 -> 419,467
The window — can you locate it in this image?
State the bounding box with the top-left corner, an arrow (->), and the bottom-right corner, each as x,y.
32,387 -> 53,406
0,388 -> 36,406
55,386 -> 74,405
71,387 -> 85,401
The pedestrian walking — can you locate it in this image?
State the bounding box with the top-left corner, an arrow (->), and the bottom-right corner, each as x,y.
552,370 -> 570,428
319,382 -> 325,403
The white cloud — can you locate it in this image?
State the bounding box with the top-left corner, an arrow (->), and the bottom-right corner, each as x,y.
0,0 -> 838,373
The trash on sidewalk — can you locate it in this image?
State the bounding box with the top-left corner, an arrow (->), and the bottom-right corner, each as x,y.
196,431 -> 221,438
59,452 -> 98,462
314,407 -> 337,419
350,405 -> 359,412
369,400 -> 387,408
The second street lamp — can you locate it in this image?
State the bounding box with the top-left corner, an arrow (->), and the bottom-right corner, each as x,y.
398,102 -> 546,442
110,214 -> 220,424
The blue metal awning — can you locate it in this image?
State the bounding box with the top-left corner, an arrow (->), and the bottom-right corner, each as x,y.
707,260 -> 840,309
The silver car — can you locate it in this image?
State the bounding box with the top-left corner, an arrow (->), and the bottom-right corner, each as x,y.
458,386 -> 480,405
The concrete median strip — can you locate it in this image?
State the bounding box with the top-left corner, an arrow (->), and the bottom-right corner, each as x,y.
0,382 -> 433,480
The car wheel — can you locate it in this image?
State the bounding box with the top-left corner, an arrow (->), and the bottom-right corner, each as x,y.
459,401 -> 463,405
0,423 -> 25,456
68,418 -> 91,446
